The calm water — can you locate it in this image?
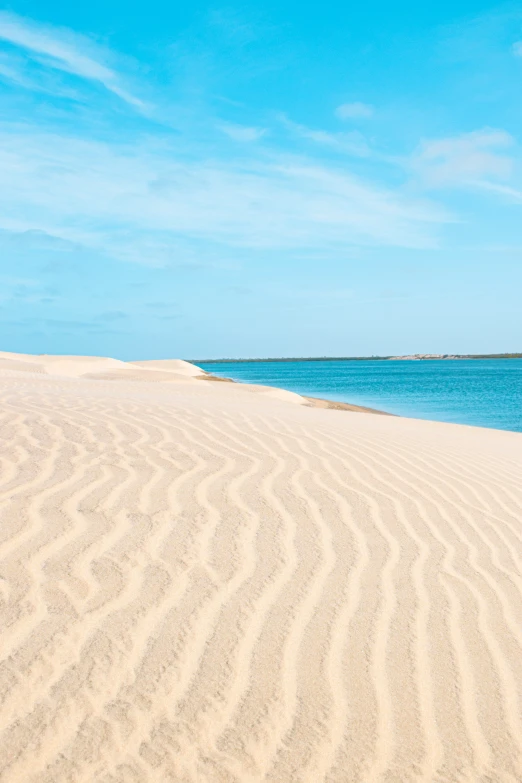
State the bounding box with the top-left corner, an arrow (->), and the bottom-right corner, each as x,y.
196,359 -> 522,433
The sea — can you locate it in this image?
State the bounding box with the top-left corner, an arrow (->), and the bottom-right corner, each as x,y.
195,359 -> 522,434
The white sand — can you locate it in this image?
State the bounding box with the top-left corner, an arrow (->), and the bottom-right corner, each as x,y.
0,351 -> 521,782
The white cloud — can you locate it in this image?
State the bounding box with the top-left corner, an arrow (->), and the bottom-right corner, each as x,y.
0,11 -> 143,108
0,60 -> 26,84
0,128 -> 448,263
335,102 -> 374,120
0,51 -> 82,98
412,129 -> 515,189
219,123 -> 267,142
0,14 -> 451,265
513,41 -> 522,57
472,181 -> 522,202
282,116 -> 370,156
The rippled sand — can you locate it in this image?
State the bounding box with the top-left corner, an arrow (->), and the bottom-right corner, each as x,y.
1,352 -> 521,782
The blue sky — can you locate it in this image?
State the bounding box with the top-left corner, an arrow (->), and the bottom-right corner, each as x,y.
0,1 -> 521,359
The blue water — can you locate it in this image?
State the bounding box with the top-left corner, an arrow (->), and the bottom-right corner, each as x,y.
196,359 -> 522,433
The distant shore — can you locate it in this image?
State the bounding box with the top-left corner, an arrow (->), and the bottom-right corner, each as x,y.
193,352 -> 522,363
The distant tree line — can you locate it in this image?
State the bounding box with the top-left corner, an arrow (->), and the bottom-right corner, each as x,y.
192,353 -> 522,363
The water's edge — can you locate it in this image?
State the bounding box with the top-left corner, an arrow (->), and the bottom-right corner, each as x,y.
195,359 -> 522,433
197,370 -> 393,416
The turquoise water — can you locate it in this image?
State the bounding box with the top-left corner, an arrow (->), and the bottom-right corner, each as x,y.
196,359 -> 522,433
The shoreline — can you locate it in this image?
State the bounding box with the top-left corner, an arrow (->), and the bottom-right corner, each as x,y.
194,359 -> 522,434
197,371 -> 393,416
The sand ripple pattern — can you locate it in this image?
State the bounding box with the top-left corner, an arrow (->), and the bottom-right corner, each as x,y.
1,371 -> 522,782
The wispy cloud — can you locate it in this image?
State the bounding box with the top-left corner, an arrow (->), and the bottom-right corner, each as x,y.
0,13 -> 470,275
0,58 -> 29,86
281,116 -> 370,156
513,41 -> 522,57
219,122 -> 267,141
471,181 -> 522,202
0,11 -> 144,108
335,102 -> 374,120
0,128 -> 447,262
206,8 -> 259,45
412,129 -> 515,189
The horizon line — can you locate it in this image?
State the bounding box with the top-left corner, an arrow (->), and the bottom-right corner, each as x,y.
190,352 -> 522,363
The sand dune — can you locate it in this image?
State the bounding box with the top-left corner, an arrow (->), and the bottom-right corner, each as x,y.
1,352 -> 521,782
130,358 -> 208,377
0,352 -> 130,377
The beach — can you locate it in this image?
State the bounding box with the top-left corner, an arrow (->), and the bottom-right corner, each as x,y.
1,351 -> 522,782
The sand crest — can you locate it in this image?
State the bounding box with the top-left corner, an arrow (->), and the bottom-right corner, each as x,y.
0,352 -> 521,782
130,358 -> 209,377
